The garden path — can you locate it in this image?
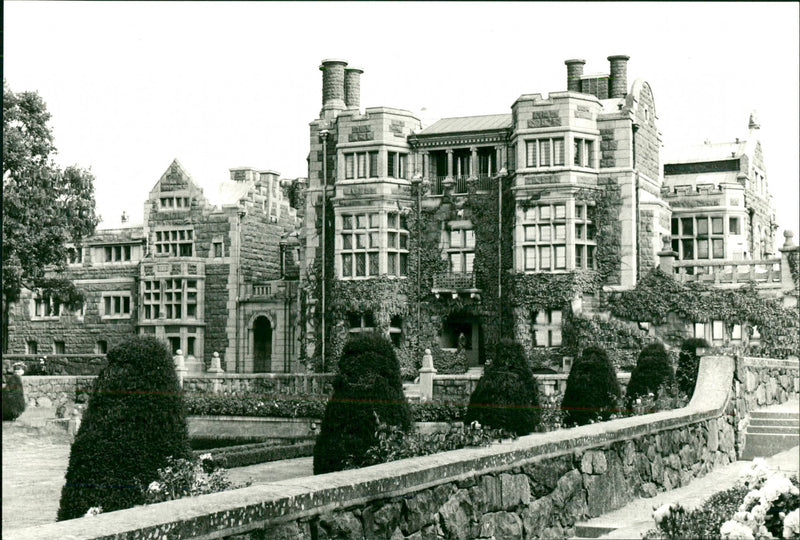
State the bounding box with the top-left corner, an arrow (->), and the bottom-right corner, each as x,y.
1,421 -> 314,533
575,445 -> 799,539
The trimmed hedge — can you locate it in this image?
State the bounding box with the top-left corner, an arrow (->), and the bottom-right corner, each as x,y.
625,343 -> 675,408
561,346 -> 621,427
2,373 -> 26,421
197,441 -> 315,468
464,340 -> 541,436
410,402 -> 466,423
184,394 -> 327,419
676,338 -> 709,398
57,337 -> 191,521
313,334 -> 412,474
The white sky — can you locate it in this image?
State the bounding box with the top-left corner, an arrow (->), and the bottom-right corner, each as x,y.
4,2 -> 799,250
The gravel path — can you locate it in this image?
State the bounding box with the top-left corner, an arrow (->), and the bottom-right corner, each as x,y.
2,422 -> 314,532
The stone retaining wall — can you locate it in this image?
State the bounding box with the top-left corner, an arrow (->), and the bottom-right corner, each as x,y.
732,356 -> 799,456
20,375 -> 96,410
9,356 -> 737,540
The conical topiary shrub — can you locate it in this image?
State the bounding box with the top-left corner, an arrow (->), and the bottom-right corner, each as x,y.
2,372 -> 26,421
464,340 -> 540,435
675,338 -> 709,399
313,333 -> 412,474
561,346 -> 620,427
625,343 -> 675,408
57,336 -> 191,520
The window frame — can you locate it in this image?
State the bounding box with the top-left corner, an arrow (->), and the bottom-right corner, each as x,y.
532,309 -> 563,347
101,293 -> 132,319
525,137 -> 566,168
154,228 -> 194,258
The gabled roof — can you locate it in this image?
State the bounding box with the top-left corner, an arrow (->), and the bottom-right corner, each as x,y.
418,114 -> 512,135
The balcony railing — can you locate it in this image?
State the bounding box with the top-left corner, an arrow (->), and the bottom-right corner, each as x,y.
673,258 -> 782,285
429,174 -> 494,196
432,272 -> 478,291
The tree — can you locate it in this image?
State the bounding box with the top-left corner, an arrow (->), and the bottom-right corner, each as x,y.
313,333 -> 412,474
625,343 -> 675,408
2,80 -> 99,352
561,346 -> 621,427
465,340 -> 541,435
57,336 -> 191,520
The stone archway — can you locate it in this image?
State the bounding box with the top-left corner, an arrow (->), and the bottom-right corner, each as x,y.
252,315 -> 273,373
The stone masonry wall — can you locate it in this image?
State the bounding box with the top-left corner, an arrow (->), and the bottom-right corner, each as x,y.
7,264 -> 139,355
20,375 -> 96,410
732,356 -> 800,455
13,356 -> 737,540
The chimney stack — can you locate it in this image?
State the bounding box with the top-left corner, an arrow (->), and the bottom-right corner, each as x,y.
608,55 -> 630,98
344,67 -> 363,110
564,59 -> 586,92
320,59 -> 348,115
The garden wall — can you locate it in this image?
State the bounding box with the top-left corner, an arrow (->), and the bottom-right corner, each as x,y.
181,373 -> 335,397
8,356 -> 738,540
732,355 -> 799,456
19,375 -> 96,410
432,373 -> 631,405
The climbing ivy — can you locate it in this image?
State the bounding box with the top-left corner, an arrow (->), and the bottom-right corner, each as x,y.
606,268 -> 799,358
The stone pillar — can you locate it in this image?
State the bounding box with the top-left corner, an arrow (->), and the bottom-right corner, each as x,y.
418,349 -> 437,402
446,149 -> 453,179
470,147 -> 478,178
344,67 -> 363,110
565,59 -> 586,92
657,235 -> 678,274
422,151 -> 430,180
608,55 -> 630,99
779,230 -> 798,308
174,350 -> 187,389
208,351 -> 224,394
320,59 -> 348,116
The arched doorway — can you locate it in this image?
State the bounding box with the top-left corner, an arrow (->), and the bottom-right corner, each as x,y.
253,316 -> 272,373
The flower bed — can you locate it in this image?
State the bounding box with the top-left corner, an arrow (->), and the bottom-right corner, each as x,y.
183,394 -> 327,418
645,459 -> 800,539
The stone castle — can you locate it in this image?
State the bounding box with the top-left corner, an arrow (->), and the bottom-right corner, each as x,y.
6,55 -> 791,374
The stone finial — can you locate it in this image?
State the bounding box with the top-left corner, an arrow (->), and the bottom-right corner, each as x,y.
658,235 -> 678,273
121,210 -> 128,223
208,352 -> 224,375
422,349 -> 434,370
782,230 -> 795,249
174,350 -> 185,369
749,110 -> 760,130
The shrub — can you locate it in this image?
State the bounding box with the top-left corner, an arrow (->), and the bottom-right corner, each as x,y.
313,333 -> 412,474
140,455 -> 245,504
361,420 -> 513,468
676,338 -> 709,398
561,346 -> 620,427
2,372 -> 26,421
184,394 -> 327,419
409,402 -> 466,423
203,441 -> 315,468
625,344 -> 676,409
464,340 -> 541,435
57,336 -> 191,521
434,346 -> 469,374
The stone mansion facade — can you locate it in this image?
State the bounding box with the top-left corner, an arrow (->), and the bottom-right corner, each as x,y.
5,55 -> 787,373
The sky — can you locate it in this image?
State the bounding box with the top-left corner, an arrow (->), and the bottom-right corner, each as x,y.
4,2 -> 799,251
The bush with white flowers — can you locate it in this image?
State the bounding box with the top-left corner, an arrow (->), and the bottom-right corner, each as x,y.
140,454 -> 248,504
644,460 -> 799,540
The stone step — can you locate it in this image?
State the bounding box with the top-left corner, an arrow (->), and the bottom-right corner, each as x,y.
572,524 -> 618,538
750,411 -> 799,420
747,425 -> 799,435
742,433 -> 800,460
749,418 -> 799,428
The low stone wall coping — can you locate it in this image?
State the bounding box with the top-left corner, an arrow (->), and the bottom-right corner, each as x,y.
8,356 -> 734,540
743,357 -> 799,369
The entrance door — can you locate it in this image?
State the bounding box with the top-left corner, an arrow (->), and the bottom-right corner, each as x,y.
253,316 -> 272,373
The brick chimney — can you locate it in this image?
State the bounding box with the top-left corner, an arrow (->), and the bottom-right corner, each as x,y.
608,55 -> 630,98
344,67 -> 363,110
320,59 -> 348,115
564,59 -> 586,92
